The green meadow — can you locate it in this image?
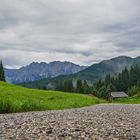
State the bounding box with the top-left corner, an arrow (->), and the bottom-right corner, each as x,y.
0,82 -> 104,113
114,95 -> 140,104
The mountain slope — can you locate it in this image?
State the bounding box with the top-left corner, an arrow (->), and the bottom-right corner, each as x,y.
72,56 -> 135,81
5,61 -> 87,84
21,56 -> 140,89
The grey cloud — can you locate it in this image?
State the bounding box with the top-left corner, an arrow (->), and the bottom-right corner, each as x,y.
0,0 -> 140,68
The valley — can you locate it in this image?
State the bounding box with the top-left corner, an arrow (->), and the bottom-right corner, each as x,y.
1,56 -> 140,140
1,1 -> 140,139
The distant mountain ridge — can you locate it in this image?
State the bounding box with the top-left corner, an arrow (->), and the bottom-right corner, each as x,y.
71,56 -> 140,82
21,56 -> 140,89
5,61 -> 87,84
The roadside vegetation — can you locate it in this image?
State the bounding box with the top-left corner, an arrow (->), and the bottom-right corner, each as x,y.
113,95 -> 140,104
0,82 -> 104,113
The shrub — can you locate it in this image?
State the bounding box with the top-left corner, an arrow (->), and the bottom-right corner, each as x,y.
128,86 -> 140,96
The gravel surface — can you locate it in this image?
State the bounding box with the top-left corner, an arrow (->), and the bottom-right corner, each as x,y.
0,104 -> 140,140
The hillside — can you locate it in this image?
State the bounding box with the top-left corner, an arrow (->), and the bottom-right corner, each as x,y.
22,56 -> 140,89
94,64 -> 140,98
5,61 -> 87,84
72,56 -> 140,81
0,82 -> 103,113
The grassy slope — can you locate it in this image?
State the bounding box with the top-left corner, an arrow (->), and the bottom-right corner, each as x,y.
114,96 -> 140,104
0,82 -> 104,113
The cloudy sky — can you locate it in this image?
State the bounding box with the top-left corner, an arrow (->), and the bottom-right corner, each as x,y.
0,0 -> 140,68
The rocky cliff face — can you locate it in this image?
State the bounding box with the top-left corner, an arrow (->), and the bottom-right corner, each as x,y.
5,61 -> 87,84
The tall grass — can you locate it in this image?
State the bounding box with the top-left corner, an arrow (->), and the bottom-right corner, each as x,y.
114,96 -> 140,104
0,82 -> 104,113
0,96 -> 45,113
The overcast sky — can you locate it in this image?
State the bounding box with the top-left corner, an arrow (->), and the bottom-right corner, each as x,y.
0,0 -> 140,68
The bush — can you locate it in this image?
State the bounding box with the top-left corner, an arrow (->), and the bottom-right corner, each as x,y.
128,86 -> 140,96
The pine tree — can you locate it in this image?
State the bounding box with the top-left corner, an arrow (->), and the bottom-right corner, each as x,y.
0,61 -> 5,82
76,80 -> 83,93
63,80 -> 73,92
104,74 -> 111,86
95,64 -> 140,98
83,80 -> 90,94
56,81 -> 64,91
98,86 -> 107,98
67,80 -> 73,92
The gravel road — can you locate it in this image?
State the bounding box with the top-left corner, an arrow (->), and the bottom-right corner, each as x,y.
0,104 -> 140,140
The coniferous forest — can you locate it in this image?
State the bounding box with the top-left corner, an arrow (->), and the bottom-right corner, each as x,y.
54,65 -> 140,99
93,65 -> 140,98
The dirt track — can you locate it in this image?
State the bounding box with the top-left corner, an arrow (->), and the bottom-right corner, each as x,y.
0,104 -> 140,140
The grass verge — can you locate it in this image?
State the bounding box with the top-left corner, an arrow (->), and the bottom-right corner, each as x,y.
113,95 -> 140,104
0,82 -> 104,113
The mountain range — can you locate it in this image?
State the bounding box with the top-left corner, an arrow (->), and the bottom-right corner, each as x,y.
5,61 -> 87,84
20,56 -> 140,89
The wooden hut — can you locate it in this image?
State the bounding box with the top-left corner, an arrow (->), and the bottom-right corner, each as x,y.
108,92 -> 128,101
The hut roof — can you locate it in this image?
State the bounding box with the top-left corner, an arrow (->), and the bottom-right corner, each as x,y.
110,92 -> 128,98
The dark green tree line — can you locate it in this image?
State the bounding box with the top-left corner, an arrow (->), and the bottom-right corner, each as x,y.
55,79 -> 91,94
94,65 -> 140,98
0,61 -> 5,82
